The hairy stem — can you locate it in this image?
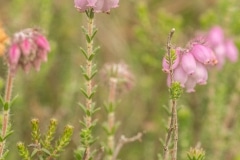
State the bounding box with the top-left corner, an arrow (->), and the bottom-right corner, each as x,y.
163,28 -> 179,160
0,69 -> 13,157
107,78 -> 117,160
83,12 -> 94,160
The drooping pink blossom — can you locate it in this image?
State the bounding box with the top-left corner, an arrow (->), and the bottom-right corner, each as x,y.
191,44 -> 212,64
225,39 -> 238,62
205,26 -> 238,68
185,77 -> 197,93
173,66 -> 188,87
6,28 -> 51,74
9,44 -> 21,65
206,26 -> 224,47
181,52 -> 196,75
74,0 -> 119,13
192,62 -> 208,85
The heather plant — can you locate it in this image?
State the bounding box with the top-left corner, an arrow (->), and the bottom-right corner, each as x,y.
100,62 -> 142,160
0,0 -> 240,160
73,1 -> 120,159
17,119 -> 73,160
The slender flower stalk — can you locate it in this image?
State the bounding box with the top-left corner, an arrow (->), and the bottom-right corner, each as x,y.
75,9 -> 99,160
100,63 -> 135,160
162,28 -> 182,160
106,78 -> 117,160
84,12 -> 94,160
0,69 -> 14,158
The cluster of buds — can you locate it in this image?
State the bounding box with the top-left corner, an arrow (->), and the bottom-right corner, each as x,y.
162,42 -> 217,93
205,26 -> 238,68
7,28 -> 50,75
74,0 -> 119,13
101,62 -> 134,92
0,26 -> 9,56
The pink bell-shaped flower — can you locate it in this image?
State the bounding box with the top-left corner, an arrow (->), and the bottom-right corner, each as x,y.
191,44 -> 212,64
181,52 -> 196,75
225,39 -> 238,62
173,66 -> 188,87
193,62 -> 208,85
185,77 -> 197,93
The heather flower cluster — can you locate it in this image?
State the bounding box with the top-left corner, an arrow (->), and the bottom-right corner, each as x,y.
74,0 -> 119,13
205,26 -> 238,68
7,28 -> 50,74
163,43 -> 217,93
101,62 -> 134,91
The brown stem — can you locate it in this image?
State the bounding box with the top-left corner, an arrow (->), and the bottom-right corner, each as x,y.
172,100 -> 178,160
113,133 -> 142,160
163,28 -> 177,160
0,69 -> 14,157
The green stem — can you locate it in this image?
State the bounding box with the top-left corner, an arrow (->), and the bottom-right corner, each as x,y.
107,79 -> 117,160
83,11 -> 94,160
0,69 -> 13,157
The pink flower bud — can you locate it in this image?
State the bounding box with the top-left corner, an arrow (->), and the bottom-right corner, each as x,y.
193,62 -> 208,85
32,59 -> 42,71
37,50 -> 48,62
213,43 -> 226,68
20,38 -> 31,56
7,28 -> 50,74
207,26 -> 224,46
173,66 -> 188,87
185,77 -> 197,93
225,39 -> 238,62
191,44 -> 212,64
35,35 -> 50,51
9,44 -> 21,65
181,52 -> 196,75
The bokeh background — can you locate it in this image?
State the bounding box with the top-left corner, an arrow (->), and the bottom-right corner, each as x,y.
0,0 -> 240,159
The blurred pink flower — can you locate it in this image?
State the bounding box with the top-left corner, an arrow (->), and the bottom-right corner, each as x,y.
101,62 -> 134,91
74,0 -> 119,13
206,26 -> 238,68
7,28 -> 50,74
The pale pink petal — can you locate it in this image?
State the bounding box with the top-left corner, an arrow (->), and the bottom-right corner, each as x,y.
74,0 -> 89,12
206,26 -> 224,46
185,77 -> 197,93
20,38 -> 31,56
225,39 -> 238,62
193,62 -> 208,85
173,66 -> 188,87
191,44 -> 212,64
9,44 -> 21,65
181,52 -> 196,75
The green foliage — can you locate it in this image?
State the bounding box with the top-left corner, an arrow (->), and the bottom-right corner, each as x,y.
17,119 -> 73,160
169,82 -> 183,100
187,147 -> 205,160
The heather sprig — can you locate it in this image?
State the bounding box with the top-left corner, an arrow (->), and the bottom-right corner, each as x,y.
187,146 -> 206,160
162,28 -> 182,160
101,62 -> 137,160
17,118 -> 73,160
74,8 -> 99,160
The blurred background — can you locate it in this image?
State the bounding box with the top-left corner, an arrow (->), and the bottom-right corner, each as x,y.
0,0 -> 240,159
